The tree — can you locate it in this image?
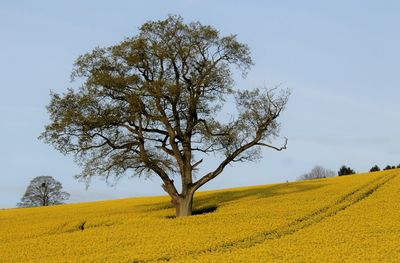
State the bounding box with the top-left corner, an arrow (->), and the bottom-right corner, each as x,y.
383,165 -> 395,171
338,166 -> 355,176
17,176 -> 70,207
369,165 -> 380,172
40,15 -> 289,217
298,165 -> 336,180
397,164 -> 400,169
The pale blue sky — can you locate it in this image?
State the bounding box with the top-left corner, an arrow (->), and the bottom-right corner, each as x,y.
1,1 -> 399,208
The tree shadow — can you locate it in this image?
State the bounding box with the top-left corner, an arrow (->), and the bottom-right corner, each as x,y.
165,205 -> 218,219
192,205 -> 218,215
140,180 -> 328,215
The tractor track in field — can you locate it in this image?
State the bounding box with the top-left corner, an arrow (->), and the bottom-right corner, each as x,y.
152,172 -> 398,262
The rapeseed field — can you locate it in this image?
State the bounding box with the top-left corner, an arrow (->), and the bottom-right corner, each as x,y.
1,170 -> 399,262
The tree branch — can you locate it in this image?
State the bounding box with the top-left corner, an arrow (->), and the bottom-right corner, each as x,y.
255,137 -> 288,151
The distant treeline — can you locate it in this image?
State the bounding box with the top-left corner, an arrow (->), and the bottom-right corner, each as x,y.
298,164 -> 400,181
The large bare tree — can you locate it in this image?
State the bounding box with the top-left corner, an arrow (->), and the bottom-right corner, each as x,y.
40,15 -> 289,217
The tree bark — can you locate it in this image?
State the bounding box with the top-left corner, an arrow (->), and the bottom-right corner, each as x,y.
174,193 -> 194,217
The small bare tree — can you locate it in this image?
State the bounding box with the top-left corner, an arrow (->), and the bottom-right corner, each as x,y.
298,166 -> 336,180
17,176 -> 70,207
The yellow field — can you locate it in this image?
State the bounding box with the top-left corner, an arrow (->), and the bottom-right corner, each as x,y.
1,170 -> 399,262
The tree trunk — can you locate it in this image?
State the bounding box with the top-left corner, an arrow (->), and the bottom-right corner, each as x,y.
174,193 -> 194,217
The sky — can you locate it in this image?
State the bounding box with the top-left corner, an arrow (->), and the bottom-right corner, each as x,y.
1,0 -> 399,208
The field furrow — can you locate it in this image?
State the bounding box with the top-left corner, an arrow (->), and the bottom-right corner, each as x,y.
167,172 -> 397,262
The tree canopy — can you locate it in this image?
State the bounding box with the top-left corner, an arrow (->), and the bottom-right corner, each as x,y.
40,15 -> 289,216
369,165 -> 381,172
338,166 -> 356,176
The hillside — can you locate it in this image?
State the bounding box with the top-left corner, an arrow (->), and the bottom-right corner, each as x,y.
1,170 -> 399,262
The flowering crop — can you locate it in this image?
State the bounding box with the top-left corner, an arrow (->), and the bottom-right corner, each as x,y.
0,170 -> 398,262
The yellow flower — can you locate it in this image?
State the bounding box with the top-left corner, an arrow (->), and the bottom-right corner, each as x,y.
1,170 -> 398,262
